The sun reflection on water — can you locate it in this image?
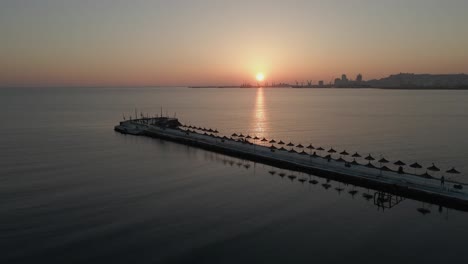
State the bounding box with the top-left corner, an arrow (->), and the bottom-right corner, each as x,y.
251,88 -> 268,143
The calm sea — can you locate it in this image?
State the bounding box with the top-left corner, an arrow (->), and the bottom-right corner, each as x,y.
1,87 -> 468,263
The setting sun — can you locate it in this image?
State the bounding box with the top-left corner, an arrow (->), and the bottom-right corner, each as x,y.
256,73 -> 265,82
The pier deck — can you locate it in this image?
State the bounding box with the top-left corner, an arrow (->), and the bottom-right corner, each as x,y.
115,118 -> 468,210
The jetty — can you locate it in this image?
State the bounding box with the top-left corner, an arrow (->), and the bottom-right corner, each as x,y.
115,117 -> 468,211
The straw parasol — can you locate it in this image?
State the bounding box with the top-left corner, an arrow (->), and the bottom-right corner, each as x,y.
296,144 -> 304,148
246,135 -> 252,139
261,137 -> 268,142
352,152 -> 361,158
269,139 -> 276,143
287,142 -> 294,146
328,148 -> 337,153
394,160 -> 406,166
232,133 -> 238,137
446,167 -> 460,174
317,147 -> 324,151
410,162 -> 422,174
278,140 -> 285,145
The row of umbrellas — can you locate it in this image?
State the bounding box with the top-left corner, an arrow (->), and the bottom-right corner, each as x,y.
229,133 -> 461,176
181,124 -> 219,133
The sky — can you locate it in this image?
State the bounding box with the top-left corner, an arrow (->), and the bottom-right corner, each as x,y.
1,0 -> 468,87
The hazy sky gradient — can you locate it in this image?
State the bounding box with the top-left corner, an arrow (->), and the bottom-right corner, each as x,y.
1,0 -> 468,86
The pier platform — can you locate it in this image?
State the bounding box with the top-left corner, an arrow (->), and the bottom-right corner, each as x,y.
115,117 -> 468,211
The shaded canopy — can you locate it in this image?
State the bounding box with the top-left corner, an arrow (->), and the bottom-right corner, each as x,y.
270,145 -> 277,150
365,154 -> 375,161
352,152 -> 361,158
427,163 -> 440,172
378,158 -> 389,163
340,150 -> 349,155
238,134 -> 245,137
317,147 -> 325,151
232,133 -> 238,137
296,144 -> 304,148
336,157 -> 346,162
306,144 -> 315,149
287,142 -> 294,146
394,160 -> 406,166
351,159 -> 359,165
279,147 -> 287,151
269,139 -> 276,143
410,162 -> 422,169
299,150 -> 308,155
289,149 -> 297,153
261,138 -> 268,142
328,148 -> 337,153
446,167 -> 460,174
246,135 -> 252,139
254,136 -> 260,140
278,140 -> 285,145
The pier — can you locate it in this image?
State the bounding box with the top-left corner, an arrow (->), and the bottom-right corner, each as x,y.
115,117 -> 468,211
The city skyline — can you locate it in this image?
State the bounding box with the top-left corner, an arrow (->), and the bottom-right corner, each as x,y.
2,0 -> 468,87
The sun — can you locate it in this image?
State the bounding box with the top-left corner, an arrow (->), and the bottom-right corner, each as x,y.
256,72 -> 265,82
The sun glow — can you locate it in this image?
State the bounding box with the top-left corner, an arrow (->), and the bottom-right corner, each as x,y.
256,72 -> 265,82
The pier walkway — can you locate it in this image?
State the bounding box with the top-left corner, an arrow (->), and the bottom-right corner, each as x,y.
115,117 -> 468,209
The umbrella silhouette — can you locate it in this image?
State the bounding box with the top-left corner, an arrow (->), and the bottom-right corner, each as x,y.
299,150 -> 308,155
269,139 -> 276,143
352,152 -> 361,158
378,157 -> 389,167
340,150 -> 349,156
446,167 -> 460,174
351,159 -> 359,165
270,145 -> 277,150
238,133 -> 245,138
296,144 -> 304,148
410,162 -> 422,174
427,163 -> 440,172
394,160 -> 406,166
289,149 -> 297,153
208,128 -> 214,132
232,133 -> 238,137
317,147 -> 324,151
287,142 -> 294,146
365,154 -> 375,162
246,135 -> 252,139
253,135 -> 260,140
381,166 -> 392,172
306,144 -> 315,149
278,140 -> 285,145
213,129 -> 219,133
279,147 -> 287,151
328,148 -> 337,153
336,157 -> 346,162
261,137 -> 268,142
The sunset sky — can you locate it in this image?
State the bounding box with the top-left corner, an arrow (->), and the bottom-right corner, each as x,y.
1,0 -> 468,87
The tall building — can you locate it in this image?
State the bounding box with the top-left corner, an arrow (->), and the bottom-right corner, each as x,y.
341,74 -> 348,81
356,74 -> 363,82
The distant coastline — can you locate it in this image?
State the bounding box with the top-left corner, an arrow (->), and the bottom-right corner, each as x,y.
190,73 -> 468,90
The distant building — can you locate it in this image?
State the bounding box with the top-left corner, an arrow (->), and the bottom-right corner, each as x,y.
318,80 -> 324,86
341,74 -> 348,81
356,74 -> 363,82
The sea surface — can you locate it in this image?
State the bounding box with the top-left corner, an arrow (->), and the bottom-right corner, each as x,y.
1,87 -> 468,263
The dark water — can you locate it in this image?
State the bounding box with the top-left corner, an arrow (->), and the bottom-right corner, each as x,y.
1,87 -> 468,263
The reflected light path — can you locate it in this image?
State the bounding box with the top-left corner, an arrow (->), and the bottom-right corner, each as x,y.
251,88 -> 268,143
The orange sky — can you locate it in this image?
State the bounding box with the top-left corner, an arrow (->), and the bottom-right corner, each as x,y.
1,0 -> 468,87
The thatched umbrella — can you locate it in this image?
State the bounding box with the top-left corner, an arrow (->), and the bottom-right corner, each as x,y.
306,144 -> 315,150
427,163 -> 440,177
289,148 -> 297,153
352,152 -> 361,158
317,147 -> 324,151
296,144 -> 304,148
328,148 -> 337,154
232,133 -> 238,137
213,129 -> 219,133
394,160 -> 406,166
351,159 -> 359,165
340,150 -> 349,156
246,135 -> 252,139
410,162 -> 422,174
278,140 -> 285,145
446,167 -> 460,174
238,133 -> 245,138
261,137 -> 268,142
287,142 -> 294,147
378,157 -> 389,168
299,150 -> 308,155
279,147 -> 287,151
270,145 -> 277,150
269,139 -> 276,143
